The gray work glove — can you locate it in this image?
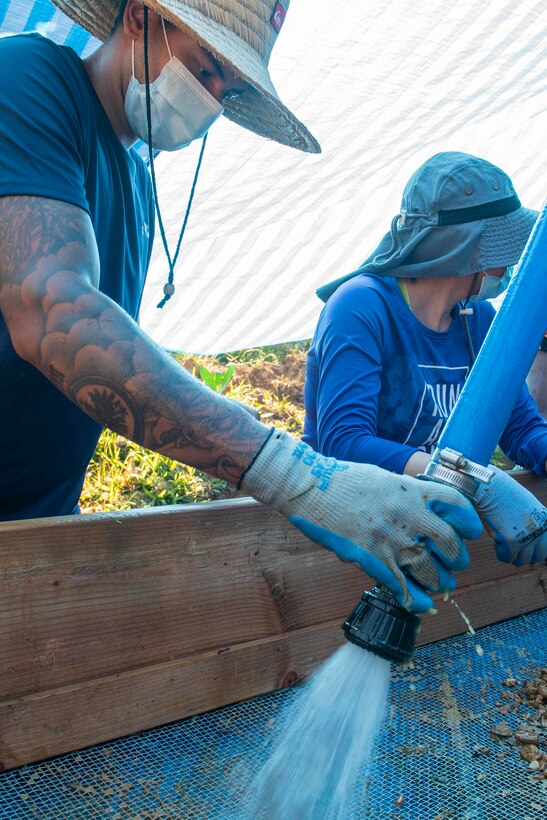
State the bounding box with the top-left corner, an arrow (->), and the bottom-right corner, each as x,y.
240,431 -> 483,612
475,464 -> 547,566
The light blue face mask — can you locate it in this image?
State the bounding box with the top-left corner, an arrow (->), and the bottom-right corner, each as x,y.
468,266 -> 514,302
124,18 -> 223,152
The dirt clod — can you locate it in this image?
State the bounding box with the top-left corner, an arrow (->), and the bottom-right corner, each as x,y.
515,726 -> 540,745
520,744 -> 540,762
491,721 -> 512,738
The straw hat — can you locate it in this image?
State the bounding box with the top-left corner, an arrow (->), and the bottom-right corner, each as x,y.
51,0 -> 320,153
317,152 -> 538,302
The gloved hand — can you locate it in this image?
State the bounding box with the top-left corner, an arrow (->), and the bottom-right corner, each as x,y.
475,464 -> 547,566
240,430 -> 483,613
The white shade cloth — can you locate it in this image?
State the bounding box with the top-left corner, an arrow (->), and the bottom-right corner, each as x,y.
3,0 -> 547,352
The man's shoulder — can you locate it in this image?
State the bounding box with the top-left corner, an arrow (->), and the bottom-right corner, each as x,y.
1,32 -> 84,88
1,31 -> 67,61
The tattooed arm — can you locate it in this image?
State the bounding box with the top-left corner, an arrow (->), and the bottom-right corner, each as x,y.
0,195 -> 268,484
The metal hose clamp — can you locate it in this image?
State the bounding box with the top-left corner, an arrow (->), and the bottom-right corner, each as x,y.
419,447 -> 494,501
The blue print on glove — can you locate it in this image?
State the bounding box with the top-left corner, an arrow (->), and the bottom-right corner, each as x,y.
291,442 -> 349,491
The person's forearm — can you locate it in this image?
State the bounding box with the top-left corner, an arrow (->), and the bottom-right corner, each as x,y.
20,283 -> 267,481
403,451 -> 431,477
318,426 -> 419,475
0,197 -> 268,484
499,381 -> 547,476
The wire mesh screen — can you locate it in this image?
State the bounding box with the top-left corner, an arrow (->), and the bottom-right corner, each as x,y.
1,608 -> 545,819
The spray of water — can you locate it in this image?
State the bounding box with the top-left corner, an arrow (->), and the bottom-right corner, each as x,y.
246,643 -> 391,819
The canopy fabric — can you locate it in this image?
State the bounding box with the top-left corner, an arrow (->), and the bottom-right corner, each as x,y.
3,0 -> 547,353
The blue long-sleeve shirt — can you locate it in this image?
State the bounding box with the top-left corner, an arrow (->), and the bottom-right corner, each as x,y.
303,274 -> 547,475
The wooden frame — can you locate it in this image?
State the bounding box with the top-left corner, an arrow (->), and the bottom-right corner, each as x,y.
1,472 -> 545,770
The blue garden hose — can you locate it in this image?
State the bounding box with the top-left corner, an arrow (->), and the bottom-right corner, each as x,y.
434,201 -> 547,468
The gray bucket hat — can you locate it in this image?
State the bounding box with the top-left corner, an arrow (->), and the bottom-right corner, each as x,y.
317,151 -> 538,302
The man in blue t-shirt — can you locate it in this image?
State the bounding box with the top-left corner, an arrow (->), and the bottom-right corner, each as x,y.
0,2 -> 486,614
304,152 -> 547,569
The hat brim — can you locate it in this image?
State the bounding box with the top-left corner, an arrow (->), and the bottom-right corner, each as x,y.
317,206 -> 539,302
51,0 -> 321,153
478,207 -> 538,269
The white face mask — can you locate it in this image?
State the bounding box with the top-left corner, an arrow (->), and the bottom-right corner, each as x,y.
468,267 -> 513,303
124,19 -> 223,152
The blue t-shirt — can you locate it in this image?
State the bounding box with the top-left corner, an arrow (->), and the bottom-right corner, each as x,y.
0,33 -> 155,520
303,274 -> 547,475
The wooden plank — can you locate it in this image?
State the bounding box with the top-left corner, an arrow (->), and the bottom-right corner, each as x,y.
1,567 -> 545,771
0,500 -> 296,700
1,473 -> 545,699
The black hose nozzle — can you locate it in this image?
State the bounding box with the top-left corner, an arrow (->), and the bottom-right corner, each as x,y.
342,586 -> 420,663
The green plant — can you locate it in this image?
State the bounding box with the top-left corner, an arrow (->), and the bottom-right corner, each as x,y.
225,340 -> 310,366
81,342 -> 310,512
199,363 -> 235,394
491,445 -> 514,470
80,429 -> 232,512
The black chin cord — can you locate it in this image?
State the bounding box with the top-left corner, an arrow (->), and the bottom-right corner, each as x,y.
458,272 -> 481,364
143,7 -> 208,310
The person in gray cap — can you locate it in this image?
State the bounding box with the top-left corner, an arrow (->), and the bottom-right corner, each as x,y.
0,4 -> 483,613
304,151 -> 547,568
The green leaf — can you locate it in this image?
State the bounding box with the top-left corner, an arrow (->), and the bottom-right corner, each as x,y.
218,365 -> 235,395
199,364 -> 235,394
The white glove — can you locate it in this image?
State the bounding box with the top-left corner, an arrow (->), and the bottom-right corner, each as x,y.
240,431 -> 483,612
475,465 -> 547,566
